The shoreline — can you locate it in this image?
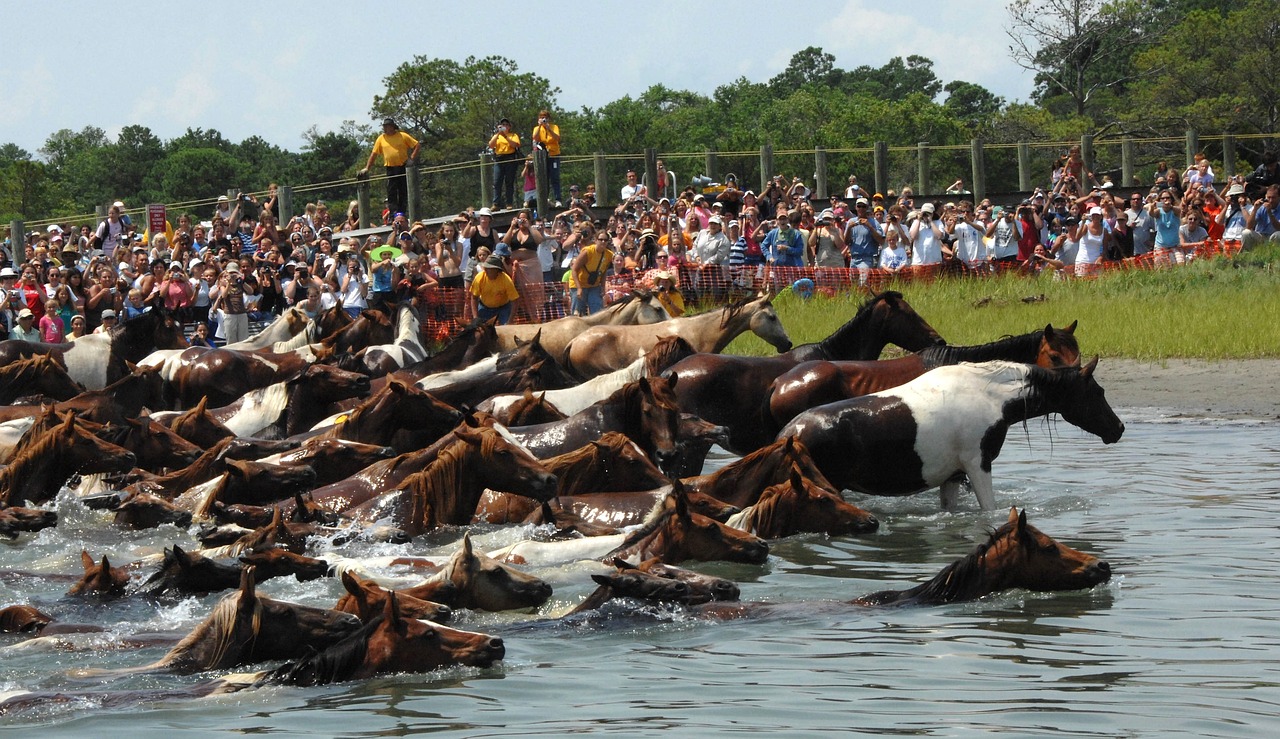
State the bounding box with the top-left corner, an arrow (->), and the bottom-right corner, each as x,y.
1095,358 -> 1280,421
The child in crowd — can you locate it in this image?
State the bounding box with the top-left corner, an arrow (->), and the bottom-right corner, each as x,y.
39,299 -> 64,342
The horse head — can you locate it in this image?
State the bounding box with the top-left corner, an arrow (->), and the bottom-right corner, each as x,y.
633,375 -> 682,473
113,491 -> 193,530
442,532 -> 552,611
67,550 -> 130,596
365,592 -> 504,673
59,412 -> 137,477
453,423 -> 557,503
336,570 -> 452,624
122,417 -> 203,470
1042,358 -> 1124,444
746,296 -> 793,353
299,362 -> 372,400
1038,321 -> 1081,368
876,291 -> 945,352
621,483 -> 769,565
0,604 -> 53,633
225,566 -> 361,670
238,548 -> 330,584
748,467 -> 879,537
990,507 -> 1112,592
615,557 -> 741,604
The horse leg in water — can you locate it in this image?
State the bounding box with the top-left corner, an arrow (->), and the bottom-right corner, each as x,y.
939,477 -> 964,510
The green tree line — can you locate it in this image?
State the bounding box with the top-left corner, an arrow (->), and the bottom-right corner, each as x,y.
3,0 -> 1275,225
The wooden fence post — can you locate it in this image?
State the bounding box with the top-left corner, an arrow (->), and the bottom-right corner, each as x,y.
1080,134 -> 1094,183
644,148 -> 659,205
593,153 -> 608,207
760,144 -> 774,192
278,186 -> 293,224
479,153 -> 493,210
917,142 -> 931,196
814,147 -> 828,200
970,139 -> 986,203
873,141 -> 888,197
1121,139 -> 1135,187
10,220 -> 23,268
1222,134 -> 1237,179
405,165 -> 420,222
534,151 -> 549,217
1186,129 -> 1199,168
1017,142 -> 1032,192
357,178 -> 371,229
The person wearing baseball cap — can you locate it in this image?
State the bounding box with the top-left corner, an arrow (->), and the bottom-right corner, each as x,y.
92,308 -> 117,334
361,117 -> 419,218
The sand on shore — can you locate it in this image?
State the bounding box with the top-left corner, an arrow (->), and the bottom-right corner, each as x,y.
1095,358 -> 1280,421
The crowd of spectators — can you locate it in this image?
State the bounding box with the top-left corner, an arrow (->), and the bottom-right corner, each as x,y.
5,137 -> 1278,341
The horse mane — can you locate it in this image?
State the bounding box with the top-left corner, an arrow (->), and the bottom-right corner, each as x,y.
718,295 -> 757,329
699,439 -> 785,496
164,588 -> 262,670
406,430 -> 496,528
856,521 -> 1016,606
109,307 -> 176,362
0,421 -> 68,506
918,330 -> 1057,370
608,500 -> 677,560
643,336 -> 696,376
157,437 -> 236,490
731,485 -> 791,538
815,290 -> 900,356
0,357 -> 44,402
266,615 -> 379,687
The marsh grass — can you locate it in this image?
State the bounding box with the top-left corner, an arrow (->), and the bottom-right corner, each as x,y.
727,246 -> 1280,360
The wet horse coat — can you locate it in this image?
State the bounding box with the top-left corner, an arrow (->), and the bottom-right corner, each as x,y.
778,360 -> 1124,510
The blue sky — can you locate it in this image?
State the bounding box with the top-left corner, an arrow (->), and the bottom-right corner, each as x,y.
1,0 -> 1033,156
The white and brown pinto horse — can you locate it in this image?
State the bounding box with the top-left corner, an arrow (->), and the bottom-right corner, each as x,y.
778,359 -> 1124,510
362,303 -> 428,376
563,292 -> 793,379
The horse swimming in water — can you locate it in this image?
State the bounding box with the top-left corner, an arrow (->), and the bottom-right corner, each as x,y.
778,359 -> 1124,510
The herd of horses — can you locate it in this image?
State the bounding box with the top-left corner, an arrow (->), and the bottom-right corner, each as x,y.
0,288 -> 1123,716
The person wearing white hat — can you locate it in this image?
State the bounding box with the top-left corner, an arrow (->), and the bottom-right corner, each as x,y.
1218,182 -> 1253,249
10,308 -> 40,341
690,214 -> 731,299
1069,205 -> 1113,276
908,202 -> 946,269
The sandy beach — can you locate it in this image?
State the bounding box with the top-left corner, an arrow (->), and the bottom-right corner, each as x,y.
1095,358 -> 1280,421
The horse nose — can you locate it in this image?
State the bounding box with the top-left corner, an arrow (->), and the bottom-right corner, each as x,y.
747,540 -> 770,564
434,604 -> 453,623
175,511 -> 194,528
777,341 -> 793,353
655,448 -> 678,470
487,636 -> 505,657
712,581 -> 741,600
1106,422 -> 1125,444
1088,560 -> 1112,582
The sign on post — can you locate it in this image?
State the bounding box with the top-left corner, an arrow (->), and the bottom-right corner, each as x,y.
147,204 -> 167,241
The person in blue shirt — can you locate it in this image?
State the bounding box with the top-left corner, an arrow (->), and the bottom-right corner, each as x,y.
1243,184 -> 1280,251
761,213 -> 805,268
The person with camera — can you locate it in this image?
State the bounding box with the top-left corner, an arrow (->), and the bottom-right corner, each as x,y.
531,109 -> 563,207
907,203 -> 947,272
571,230 -> 615,316
209,262 -> 249,344
1217,183 -> 1253,252
487,118 -> 522,210
1242,184 -> 1280,251
362,118 -> 419,218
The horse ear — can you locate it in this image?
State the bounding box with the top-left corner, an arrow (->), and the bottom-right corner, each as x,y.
611,557 -> 638,571
1043,324 -> 1055,340
238,566 -> 258,611
271,506 -> 285,534
81,550 -> 94,572
789,467 -> 805,493
672,484 -> 691,519
340,569 -> 362,595
666,371 -> 677,389
461,531 -> 474,560
1065,320 -> 1078,334
384,590 -> 407,634
172,544 -> 191,567
522,388 -> 535,401
100,555 -> 112,574
1081,356 -> 1099,378
1007,507 -> 1020,527
1015,508 -> 1032,545
637,376 -> 651,393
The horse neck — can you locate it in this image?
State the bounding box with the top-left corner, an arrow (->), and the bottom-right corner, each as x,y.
394,308 -> 420,344
920,332 -> 1043,370
817,306 -> 882,360
703,304 -> 759,355
545,445 -> 606,496
0,432 -> 64,506
415,442 -> 485,527
161,594 -> 260,671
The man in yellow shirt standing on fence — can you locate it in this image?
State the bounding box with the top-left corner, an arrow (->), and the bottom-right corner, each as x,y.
361,117 -> 420,220
532,109 -> 562,207
487,118 -> 522,211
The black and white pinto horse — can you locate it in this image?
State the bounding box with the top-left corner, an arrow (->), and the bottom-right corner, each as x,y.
363,304 -> 427,376
0,307 -> 186,390
777,359 -> 1124,510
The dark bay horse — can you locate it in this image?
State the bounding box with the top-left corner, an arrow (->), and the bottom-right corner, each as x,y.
0,305 -> 186,390
262,592 -> 504,687
0,364 -> 166,425
854,508 -> 1112,605
767,323 -> 1081,429
310,379 -> 461,453
568,557 -> 741,615
342,423 -> 557,536
0,414 -> 136,507
505,375 -> 683,473
106,567 -> 359,675
167,347 -> 334,409
664,290 -> 945,454
778,359 -> 1125,510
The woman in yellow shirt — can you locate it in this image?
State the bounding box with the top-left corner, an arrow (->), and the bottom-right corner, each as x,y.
470,255 -> 521,325
487,117 -> 522,210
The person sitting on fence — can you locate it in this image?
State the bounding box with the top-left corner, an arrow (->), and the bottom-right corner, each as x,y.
1243,184 -> 1280,250
471,255 -> 520,325
571,230 -> 615,316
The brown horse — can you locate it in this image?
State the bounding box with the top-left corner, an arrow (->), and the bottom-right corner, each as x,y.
0,414 -> 136,507
253,438 -> 397,488
334,570 -> 453,623
502,389 -> 568,425
724,468 -> 879,538
112,567 -> 360,675
767,323 -> 1081,428
0,506 -> 58,539
137,544 -> 328,597
0,604 -> 53,633
664,290 -> 945,454
66,551 -> 131,596
854,508 -> 1112,605
344,424 -> 557,536
0,353 -> 84,404
473,431 -> 670,524
391,318 -> 501,381
392,532 -> 553,612
197,363 -> 371,439
321,308 -> 396,354
167,347 -> 319,409
263,591 -> 504,687
565,292 -> 793,379
109,416 -> 204,473
683,436 -> 841,509
113,491 -> 194,529
0,363 -> 166,425
506,375 -> 684,473
568,557 -> 742,615
163,396 -> 235,448
312,379 -> 461,453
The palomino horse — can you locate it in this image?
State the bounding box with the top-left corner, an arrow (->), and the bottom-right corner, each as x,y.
767,323 -> 1081,429
0,354 -> 83,404
723,468 -> 879,538
494,289 -> 671,355
0,305 -> 187,390
108,567 -> 359,675
473,431 -> 672,524
490,487 -> 769,567
663,290 -> 945,454
0,414 -> 135,507
565,292 -> 793,379
853,508 -> 1112,605
778,359 -> 1125,510
480,335 -> 696,420
334,571 -> 453,624
261,592 -> 504,687
362,303 -> 428,376
505,375 -> 684,473
341,423 -> 557,536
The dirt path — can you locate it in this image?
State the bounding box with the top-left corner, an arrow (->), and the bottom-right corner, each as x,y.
1095,358 -> 1280,421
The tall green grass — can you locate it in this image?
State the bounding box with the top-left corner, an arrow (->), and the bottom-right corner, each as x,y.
727,245 -> 1280,360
